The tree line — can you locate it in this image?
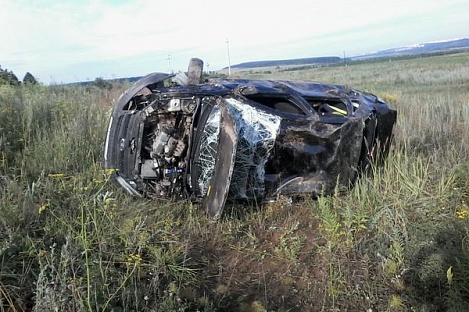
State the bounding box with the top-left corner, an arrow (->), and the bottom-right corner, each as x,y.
0,65 -> 37,85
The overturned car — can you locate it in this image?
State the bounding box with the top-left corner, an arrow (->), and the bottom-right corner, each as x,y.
104,58 -> 396,218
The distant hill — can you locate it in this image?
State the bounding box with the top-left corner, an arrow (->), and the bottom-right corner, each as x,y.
67,76 -> 143,86
227,38 -> 469,69
110,76 -> 143,83
352,38 -> 469,60
229,57 -> 342,69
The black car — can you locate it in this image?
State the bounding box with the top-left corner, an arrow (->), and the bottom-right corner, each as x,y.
104,58 -> 396,218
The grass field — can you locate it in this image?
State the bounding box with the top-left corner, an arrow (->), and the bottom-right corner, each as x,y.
1,52 -> 469,311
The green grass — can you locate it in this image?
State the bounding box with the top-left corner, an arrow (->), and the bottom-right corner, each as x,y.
1,52 -> 469,311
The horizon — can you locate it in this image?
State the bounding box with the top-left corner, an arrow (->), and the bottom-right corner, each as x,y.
1,0 -> 468,84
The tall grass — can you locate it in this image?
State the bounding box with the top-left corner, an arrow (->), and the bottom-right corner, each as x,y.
1,52 -> 469,311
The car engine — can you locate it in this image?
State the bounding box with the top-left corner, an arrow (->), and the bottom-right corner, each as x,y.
138,96 -> 198,198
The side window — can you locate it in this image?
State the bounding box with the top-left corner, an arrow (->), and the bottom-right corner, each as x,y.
308,99 -> 349,117
243,95 -> 306,115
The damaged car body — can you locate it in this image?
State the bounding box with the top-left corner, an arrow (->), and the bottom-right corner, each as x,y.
104,58 -> 397,218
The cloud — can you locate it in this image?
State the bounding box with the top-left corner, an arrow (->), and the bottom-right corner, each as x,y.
1,0 -> 467,83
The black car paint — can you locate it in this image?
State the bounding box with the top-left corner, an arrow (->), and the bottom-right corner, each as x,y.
104,65 -> 396,218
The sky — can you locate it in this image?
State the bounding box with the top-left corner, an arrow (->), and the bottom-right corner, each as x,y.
1,0 -> 468,84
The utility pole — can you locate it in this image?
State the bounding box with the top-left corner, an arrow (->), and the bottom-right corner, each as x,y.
166,54 -> 172,73
226,39 -> 231,76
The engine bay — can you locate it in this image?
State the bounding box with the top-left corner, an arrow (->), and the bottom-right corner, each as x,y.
137,95 -> 199,198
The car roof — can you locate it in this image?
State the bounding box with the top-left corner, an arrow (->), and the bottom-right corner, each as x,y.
207,78 -> 354,99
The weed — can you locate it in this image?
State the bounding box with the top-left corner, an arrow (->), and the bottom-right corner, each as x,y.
1,53 -> 469,311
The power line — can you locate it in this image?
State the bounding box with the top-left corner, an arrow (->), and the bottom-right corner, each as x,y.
226,39 -> 231,76
166,54 -> 172,73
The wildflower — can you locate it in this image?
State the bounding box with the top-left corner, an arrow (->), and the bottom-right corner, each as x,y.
104,197 -> 113,207
92,178 -> 105,184
48,173 -> 66,179
103,168 -> 117,176
127,253 -> 142,265
389,295 -> 405,310
456,210 -> 468,219
38,204 -> 47,214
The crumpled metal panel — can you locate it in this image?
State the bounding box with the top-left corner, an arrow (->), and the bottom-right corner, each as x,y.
202,101 -> 238,218
225,98 -> 282,199
273,117 -> 364,196
196,98 -> 282,200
